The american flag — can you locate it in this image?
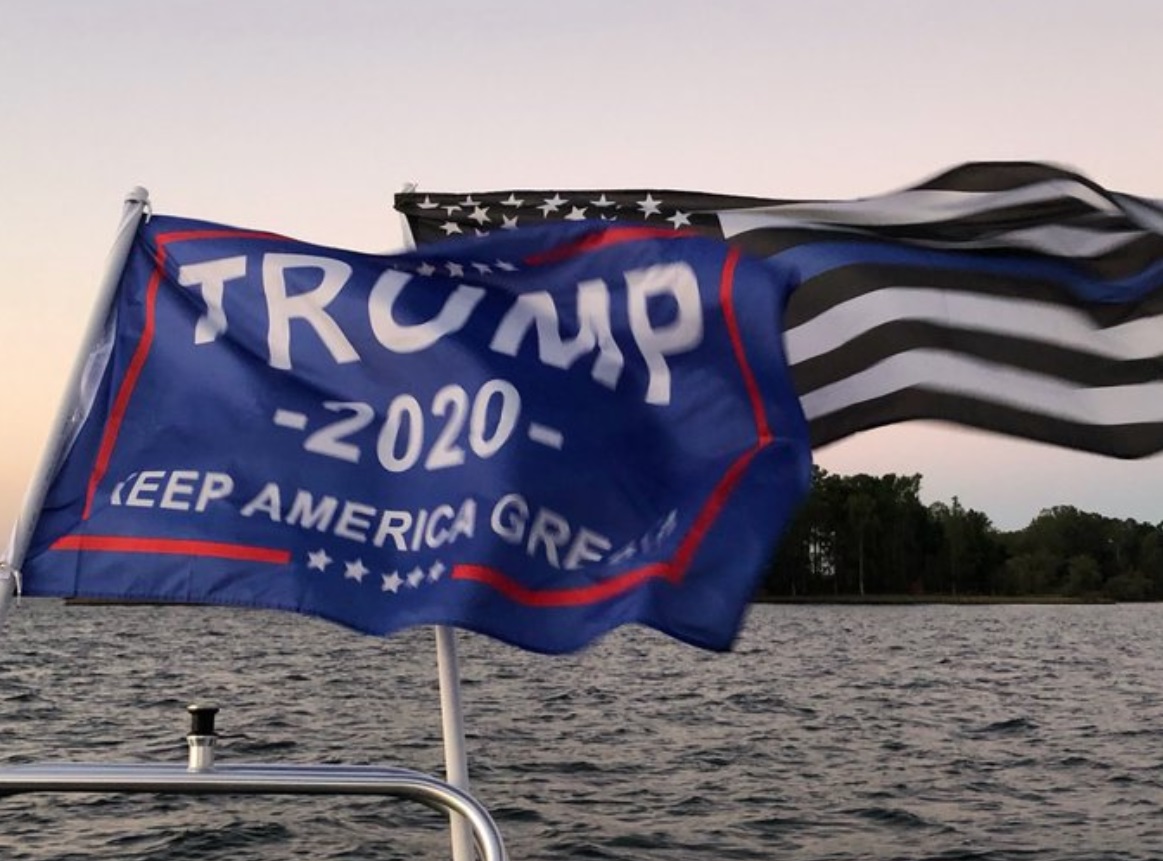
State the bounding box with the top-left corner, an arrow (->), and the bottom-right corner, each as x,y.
396,162 -> 1163,458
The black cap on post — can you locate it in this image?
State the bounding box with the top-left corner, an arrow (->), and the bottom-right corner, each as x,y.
187,704 -> 219,737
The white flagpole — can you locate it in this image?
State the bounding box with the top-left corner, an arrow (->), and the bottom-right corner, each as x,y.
0,187 -> 151,628
397,188 -> 475,861
435,625 -> 474,861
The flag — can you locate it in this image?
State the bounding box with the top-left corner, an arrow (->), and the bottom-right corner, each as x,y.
19,215 -> 811,653
395,162 -> 1163,458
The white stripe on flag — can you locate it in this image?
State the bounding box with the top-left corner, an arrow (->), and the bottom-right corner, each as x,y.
956,225 -> 1147,258
716,180 -> 1124,231
714,213 -> 1149,258
1114,193 -> 1163,234
784,288 -> 1163,365
801,349 -> 1163,426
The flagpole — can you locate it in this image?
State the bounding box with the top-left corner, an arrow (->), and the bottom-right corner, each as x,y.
1,187 -> 150,626
397,186 -> 475,861
435,625 -> 474,861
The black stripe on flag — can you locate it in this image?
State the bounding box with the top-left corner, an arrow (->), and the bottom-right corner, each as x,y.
791,322 -> 1163,395
808,389 -> 1163,460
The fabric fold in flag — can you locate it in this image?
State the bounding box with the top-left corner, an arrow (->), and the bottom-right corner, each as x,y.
395,162 -> 1163,458
21,216 -> 810,653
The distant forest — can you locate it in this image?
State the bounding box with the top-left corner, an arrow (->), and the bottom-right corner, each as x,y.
762,467 -> 1162,601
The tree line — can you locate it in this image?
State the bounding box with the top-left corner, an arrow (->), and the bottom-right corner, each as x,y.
763,467 -> 1163,601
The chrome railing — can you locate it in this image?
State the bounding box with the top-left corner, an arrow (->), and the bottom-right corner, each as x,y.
0,705 -> 507,861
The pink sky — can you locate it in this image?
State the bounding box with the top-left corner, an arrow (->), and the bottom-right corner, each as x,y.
1,0 -> 1161,536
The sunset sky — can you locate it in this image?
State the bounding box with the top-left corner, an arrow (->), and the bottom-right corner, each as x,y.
2,0 -> 1161,540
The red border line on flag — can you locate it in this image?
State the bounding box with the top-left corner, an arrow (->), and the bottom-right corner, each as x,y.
51,534 -> 290,564
453,561 -> 672,607
80,228 -> 287,521
524,225 -> 696,265
452,245 -> 777,606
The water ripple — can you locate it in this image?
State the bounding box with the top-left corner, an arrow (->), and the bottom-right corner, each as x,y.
2,602 -> 1163,859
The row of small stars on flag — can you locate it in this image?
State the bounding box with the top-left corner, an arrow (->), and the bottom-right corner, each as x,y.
405,258 -> 520,278
372,252 -> 522,282
306,549 -> 446,594
410,193 -> 693,236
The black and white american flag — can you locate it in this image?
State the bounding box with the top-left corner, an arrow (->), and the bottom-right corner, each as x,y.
395,162 -> 1163,458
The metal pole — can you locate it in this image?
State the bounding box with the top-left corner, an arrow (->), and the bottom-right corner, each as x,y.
398,185 -> 475,861
1,187 -> 150,627
435,625 -> 475,861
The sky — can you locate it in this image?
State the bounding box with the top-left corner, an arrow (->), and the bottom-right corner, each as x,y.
0,0 -> 1160,540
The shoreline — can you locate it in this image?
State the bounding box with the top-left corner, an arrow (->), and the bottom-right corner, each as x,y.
755,594 -> 1120,605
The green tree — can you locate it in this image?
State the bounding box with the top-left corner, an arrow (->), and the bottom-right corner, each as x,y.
1063,554 -> 1102,597
1136,530 -> 1163,597
847,492 -> 876,597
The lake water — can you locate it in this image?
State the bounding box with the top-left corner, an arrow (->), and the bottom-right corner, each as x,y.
1,600 -> 1162,860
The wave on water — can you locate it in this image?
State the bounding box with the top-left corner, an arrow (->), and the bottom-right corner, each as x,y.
1,601 -> 1162,860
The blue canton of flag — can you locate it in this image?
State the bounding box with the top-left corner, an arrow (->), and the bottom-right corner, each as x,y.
20,217 -> 811,653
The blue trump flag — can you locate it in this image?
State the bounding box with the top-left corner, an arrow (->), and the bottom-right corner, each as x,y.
19,216 -> 810,653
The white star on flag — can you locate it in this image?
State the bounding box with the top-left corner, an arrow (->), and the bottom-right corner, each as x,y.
667,210 -> 692,228
417,262 -> 436,276
472,262 -> 492,274
446,262 -> 465,277
469,206 -> 490,225
417,196 -> 439,209
591,194 -> 616,208
307,549 -> 332,571
501,194 -> 524,207
564,206 -> 588,221
637,194 -> 662,218
440,222 -> 462,236
428,561 -> 446,582
381,571 -> 403,593
344,559 -> 369,582
406,567 -> 426,588
538,194 -> 567,216
495,260 -> 517,271
501,215 -> 519,229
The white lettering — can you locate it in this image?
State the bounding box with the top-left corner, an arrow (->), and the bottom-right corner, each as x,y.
425,504 -> 454,546
176,253 -> 706,405
195,472 -> 234,512
335,501 -> 376,543
159,470 -> 200,511
178,256 -> 248,344
286,491 -> 338,531
373,511 -> 412,550
263,253 -> 359,370
125,471 -> 165,508
411,508 -> 429,550
526,507 -> 571,569
368,269 -> 485,352
111,470 -> 232,511
563,528 -> 612,570
449,498 -> 476,542
110,474 -> 134,506
370,499 -> 474,550
488,495 -> 610,570
490,279 -> 624,389
626,262 -> 703,405
240,483 -> 282,521
491,493 -> 528,543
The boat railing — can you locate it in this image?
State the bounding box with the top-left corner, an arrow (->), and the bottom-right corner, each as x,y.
0,704 -> 507,861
